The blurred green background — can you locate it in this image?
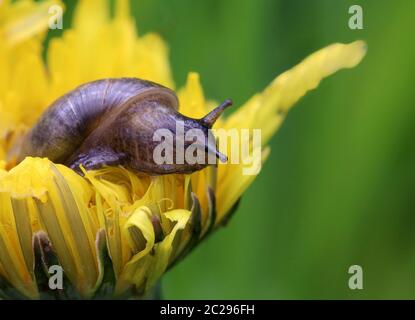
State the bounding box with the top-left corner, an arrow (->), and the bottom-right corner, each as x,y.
58,0 -> 415,299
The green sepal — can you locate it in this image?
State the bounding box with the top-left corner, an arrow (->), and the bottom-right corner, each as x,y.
202,187 -> 217,239
33,231 -> 81,300
92,229 -> 117,299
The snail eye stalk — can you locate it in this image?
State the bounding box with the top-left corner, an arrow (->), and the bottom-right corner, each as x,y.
200,99 -> 233,128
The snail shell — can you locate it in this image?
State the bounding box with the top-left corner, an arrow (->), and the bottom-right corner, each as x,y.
17,78 -> 231,175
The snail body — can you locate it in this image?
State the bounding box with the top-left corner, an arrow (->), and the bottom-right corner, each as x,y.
17,78 -> 231,175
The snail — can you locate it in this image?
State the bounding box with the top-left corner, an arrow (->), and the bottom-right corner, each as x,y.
15,78 -> 232,175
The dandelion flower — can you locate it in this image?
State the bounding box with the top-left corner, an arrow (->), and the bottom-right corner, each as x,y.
0,0 -> 366,299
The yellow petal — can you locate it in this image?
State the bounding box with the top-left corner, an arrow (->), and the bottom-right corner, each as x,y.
0,193 -> 38,299
0,157 -> 100,298
217,41 -> 366,218
0,157 -> 52,202
218,147 -> 270,219
9,51 -> 49,126
36,165 -> 99,298
178,72 -> 208,118
116,206 -> 155,294
72,0 -> 109,34
134,33 -> 174,88
83,167 -> 140,278
145,209 -> 191,291
225,41 -> 367,145
1,0 -> 63,47
46,0 -> 174,103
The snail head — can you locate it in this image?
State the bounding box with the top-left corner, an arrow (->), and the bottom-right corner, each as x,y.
181,99 -> 233,166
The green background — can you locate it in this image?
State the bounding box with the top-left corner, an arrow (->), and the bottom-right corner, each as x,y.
57,0 -> 415,299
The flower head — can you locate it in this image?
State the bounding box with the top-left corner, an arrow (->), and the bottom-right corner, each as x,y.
0,0 -> 366,299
